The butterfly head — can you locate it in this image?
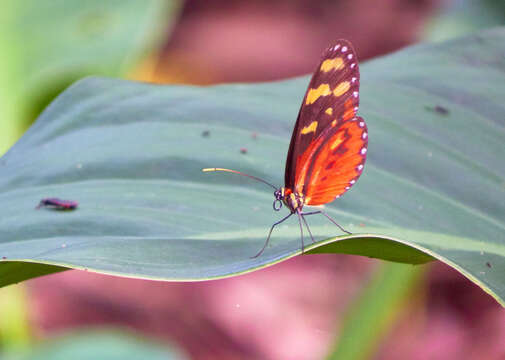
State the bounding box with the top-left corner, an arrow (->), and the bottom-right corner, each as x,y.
273,188 -> 284,211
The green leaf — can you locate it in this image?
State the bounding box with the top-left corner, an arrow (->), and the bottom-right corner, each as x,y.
0,285 -> 32,350
0,0 -> 178,153
425,1 -> 505,42
326,263 -> 425,360
0,329 -> 187,360
0,28 -> 504,306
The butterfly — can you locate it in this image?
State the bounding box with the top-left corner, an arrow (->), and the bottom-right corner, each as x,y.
203,39 -> 368,257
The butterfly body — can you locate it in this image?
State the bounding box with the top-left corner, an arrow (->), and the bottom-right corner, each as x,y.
204,39 -> 368,257
273,187 -> 305,213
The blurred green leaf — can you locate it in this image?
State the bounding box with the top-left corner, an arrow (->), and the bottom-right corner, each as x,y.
426,1 -> 505,41
0,285 -> 32,350
0,28 -> 504,306
326,263 -> 425,360
0,329 -> 187,360
0,0 -> 179,154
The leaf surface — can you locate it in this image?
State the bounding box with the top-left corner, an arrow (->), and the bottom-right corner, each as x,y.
0,28 -> 504,305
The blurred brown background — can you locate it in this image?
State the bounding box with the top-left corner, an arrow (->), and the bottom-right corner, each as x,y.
137,0 -> 443,84
24,1 -> 505,359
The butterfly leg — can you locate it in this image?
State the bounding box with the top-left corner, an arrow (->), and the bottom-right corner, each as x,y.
302,210 -> 351,234
300,212 -> 316,244
320,210 -> 352,234
252,212 -> 293,258
296,210 -> 305,254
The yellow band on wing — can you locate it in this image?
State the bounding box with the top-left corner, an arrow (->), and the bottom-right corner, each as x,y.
301,121 -> 318,135
305,84 -> 331,105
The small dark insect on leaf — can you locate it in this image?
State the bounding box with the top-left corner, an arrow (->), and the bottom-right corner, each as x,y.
425,104 -> 449,115
434,105 -> 449,115
240,147 -> 248,154
201,130 -> 210,137
36,198 -> 78,210
486,262 -> 492,268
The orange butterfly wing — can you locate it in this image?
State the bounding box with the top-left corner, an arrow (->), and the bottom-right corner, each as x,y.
285,39 -> 360,189
294,117 -> 367,205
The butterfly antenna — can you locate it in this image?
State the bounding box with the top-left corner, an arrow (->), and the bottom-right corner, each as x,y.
202,168 -> 277,190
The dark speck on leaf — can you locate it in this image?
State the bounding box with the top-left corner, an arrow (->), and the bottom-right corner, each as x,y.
240,147 -> 248,154
36,198 -> 78,210
434,105 -> 449,115
486,262 -> 492,268
201,130 -> 210,138
425,105 -> 449,116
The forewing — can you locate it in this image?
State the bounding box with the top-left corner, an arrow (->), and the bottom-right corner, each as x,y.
285,39 -> 360,188
294,117 -> 368,206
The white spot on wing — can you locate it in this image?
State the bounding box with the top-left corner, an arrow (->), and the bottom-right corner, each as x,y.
361,148 -> 367,155
334,44 -> 340,51
359,121 -> 365,127
341,46 -> 348,52
351,77 -> 357,83
350,63 -> 356,69
357,164 -> 364,171
350,180 -> 356,184
347,54 -> 353,60
362,132 -> 368,139
353,91 -> 359,98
